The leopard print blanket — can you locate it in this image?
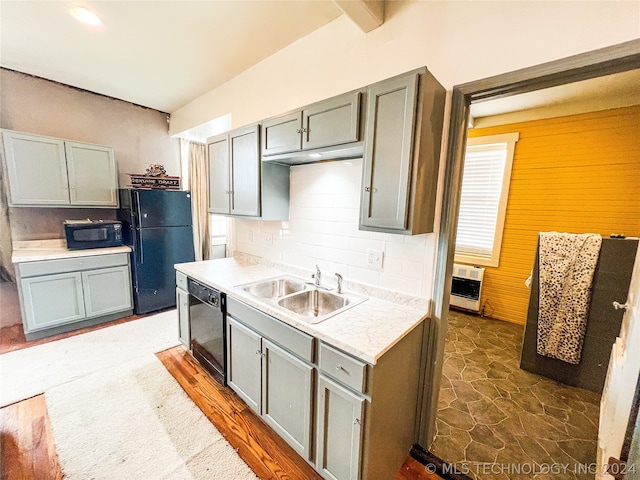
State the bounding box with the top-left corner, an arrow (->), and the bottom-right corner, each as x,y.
536,232 -> 602,364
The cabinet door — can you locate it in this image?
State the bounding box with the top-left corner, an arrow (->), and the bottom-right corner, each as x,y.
20,272 -> 85,332
316,375 -> 364,480
227,316 -> 262,413
82,266 -> 132,318
230,125 -> 260,217
302,92 -> 361,151
262,339 -> 314,461
208,134 -> 230,214
65,142 -> 118,207
2,131 -> 70,206
176,287 -> 190,348
261,112 -> 302,156
361,73 -> 418,231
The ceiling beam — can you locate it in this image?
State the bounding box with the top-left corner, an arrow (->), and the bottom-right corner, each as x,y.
335,0 -> 384,33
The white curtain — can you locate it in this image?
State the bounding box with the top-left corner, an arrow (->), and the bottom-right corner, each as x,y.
187,141 -> 210,261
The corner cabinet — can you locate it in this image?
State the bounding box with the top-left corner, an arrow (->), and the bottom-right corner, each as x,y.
261,90 -> 363,158
360,68 -> 446,235
15,253 -> 133,340
2,130 -> 119,208
207,124 -> 289,220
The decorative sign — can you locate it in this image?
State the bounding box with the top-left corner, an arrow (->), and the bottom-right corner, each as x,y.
128,164 -> 180,190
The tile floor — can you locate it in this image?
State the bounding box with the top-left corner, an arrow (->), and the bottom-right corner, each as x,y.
431,309 -> 601,480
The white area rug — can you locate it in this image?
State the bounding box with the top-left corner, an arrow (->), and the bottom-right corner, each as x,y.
0,311 -> 258,479
0,311 -> 179,407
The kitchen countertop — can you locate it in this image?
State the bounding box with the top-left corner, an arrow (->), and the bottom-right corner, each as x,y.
175,257 -> 428,365
12,239 -> 132,263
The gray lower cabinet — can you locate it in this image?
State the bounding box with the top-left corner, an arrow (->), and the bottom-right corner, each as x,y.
227,316 -> 262,412
176,287 -> 190,348
20,272 -> 86,329
262,338 -> 314,460
261,91 -> 362,158
226,299 -> 315,461
16,253 -> 133,338
207,124 -> 289,220
316,374 -> 364,480
360,67 -> 446,235
224,296 -> 424,480
2,129 -> 118,208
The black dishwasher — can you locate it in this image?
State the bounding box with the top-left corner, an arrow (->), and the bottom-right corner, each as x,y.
188,278 -> 226,385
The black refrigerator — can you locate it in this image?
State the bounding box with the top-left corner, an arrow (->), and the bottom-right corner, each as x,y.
117,189 -> 195,314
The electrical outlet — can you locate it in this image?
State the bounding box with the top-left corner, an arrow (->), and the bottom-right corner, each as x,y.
262,232 -> 273,246
367,249 -> 384,270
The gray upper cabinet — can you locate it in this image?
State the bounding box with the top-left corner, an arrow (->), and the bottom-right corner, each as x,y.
65,142 -> 118,206
230,126 -> 261,216
207,124 -> 289,220
262,112 -> 302,156
302,92 -> 361,151
2,130 -> 118,208
208,125 -> 259,217
261,91 -> 362,160
360,67 -> 445,235
207,135 -> 231,214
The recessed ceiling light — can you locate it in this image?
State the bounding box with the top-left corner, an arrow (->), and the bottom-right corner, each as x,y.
70,6 -> 102,26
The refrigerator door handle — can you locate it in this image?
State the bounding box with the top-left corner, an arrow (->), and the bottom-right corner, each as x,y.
133,190 -> 145,264
138,229 -> 145,265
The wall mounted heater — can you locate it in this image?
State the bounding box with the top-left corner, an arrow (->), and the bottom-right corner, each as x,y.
450,264 -> 485,312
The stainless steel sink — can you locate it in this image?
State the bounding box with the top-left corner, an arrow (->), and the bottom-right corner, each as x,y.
241,276 -> 307,299
236,274 -> 367,324
277,289 -> 349,319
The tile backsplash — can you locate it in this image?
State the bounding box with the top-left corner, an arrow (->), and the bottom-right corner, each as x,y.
233,159 -> 437,300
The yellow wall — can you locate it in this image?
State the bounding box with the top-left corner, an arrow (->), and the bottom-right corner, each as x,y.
467,105 -> 640,325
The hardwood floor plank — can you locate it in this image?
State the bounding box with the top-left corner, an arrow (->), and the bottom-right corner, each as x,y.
0,395 -> 62,480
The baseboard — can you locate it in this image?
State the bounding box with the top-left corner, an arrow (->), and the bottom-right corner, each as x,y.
410,444 -> 472,480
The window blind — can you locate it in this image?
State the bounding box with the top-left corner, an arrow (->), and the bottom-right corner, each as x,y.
455,143 -> 508,257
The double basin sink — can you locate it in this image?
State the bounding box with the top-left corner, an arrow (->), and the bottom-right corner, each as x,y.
237,275 -> 367,324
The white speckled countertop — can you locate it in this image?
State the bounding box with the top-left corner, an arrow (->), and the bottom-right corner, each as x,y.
12,239 -> 131,263
175,257 -> 429,365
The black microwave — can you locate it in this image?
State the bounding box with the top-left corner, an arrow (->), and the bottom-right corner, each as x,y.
64,220 -> 124,250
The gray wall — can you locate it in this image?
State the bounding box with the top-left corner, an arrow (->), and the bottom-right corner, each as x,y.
0,68 -> 180,242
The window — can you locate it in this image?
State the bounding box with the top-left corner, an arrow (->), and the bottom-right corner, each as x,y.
455,133 -> 519,268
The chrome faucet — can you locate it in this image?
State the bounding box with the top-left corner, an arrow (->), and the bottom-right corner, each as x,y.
335,273 -> 343,294
312,265 -> 321,287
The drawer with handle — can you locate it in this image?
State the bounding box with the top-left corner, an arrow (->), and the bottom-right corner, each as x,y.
319,342 -> 368,394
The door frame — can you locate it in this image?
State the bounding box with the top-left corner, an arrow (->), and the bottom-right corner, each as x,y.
417,38 -> 640,447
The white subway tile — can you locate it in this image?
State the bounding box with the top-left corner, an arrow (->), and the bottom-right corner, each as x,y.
348,265 -> 380,286
379,272 -> 418,295
383,256 -> 403,276
348,237 -> 385,254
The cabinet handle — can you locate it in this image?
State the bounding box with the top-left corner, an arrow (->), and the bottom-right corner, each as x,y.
296,129 -> 302,134
256,350 -> 261,355
353,418 -> 361,425
364,187 -> 371,192
335,364 -> 343,371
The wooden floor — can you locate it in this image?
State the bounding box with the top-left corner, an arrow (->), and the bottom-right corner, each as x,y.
0,317 -> 443,480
